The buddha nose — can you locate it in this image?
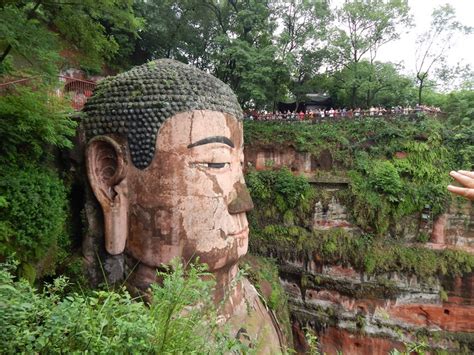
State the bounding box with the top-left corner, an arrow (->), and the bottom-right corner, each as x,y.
228,181 -> 254,214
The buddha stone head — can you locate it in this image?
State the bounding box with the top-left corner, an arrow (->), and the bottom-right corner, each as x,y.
83,59 -> 254,293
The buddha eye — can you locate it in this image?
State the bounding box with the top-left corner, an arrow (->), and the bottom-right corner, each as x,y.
207,162 -> 228,169
190,162 -> 230,169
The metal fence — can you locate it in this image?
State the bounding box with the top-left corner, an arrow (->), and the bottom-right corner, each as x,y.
0,75 -> 97,111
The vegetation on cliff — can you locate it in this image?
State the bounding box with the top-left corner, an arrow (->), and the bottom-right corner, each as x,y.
0,84 -> 77,281
245,114 -> 474,281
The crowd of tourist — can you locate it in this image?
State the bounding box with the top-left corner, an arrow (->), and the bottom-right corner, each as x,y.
244,104 -> 443,121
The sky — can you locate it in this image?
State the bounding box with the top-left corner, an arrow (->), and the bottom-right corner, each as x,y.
332,0 -> 474,76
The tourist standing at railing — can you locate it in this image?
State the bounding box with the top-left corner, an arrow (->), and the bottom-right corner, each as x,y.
299,111 -> 305,120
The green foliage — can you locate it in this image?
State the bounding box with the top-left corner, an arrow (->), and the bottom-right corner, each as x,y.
390,340 -> 429,355
245,116 -> 473,285
215,40 -> 290,109
350,130 -> 452,234
304,327 -> 322,355
0,259 -> 243,354
0,4 -> 59,76
0,1 -> 142,74
251,224 -> 474,281
247,168 -> 314,212
0,165 -> 68,278
442,90 -> 474,169
329,60 -> 415,108
132,0 -> 287,109
367,159 -> 403,199
0,79 -> 77,282
328,0 -> 412,107
0,84 -> 76,164
245,116 -> 456,235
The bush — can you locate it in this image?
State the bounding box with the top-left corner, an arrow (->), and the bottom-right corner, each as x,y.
0,165 -> 68,279
0,259 -> 244,354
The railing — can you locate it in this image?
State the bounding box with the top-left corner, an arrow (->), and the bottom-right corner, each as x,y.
0,77 -> 36,89
244,111 -> 446,123
58,75 -> 96,110
0,75 -> 97,111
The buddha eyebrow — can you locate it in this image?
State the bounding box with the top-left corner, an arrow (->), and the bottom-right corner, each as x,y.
187,136 -> 234,149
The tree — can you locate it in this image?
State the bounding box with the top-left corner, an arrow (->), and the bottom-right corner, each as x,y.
275,0 -> 330,58
360,61 -> 413,107
0,0 -> 142,75
328,0 -> 411,107
130,0 -> 286,108
0,1 -> 141,280
274,0 -> 331,105
132,0 -> 217,69
329,60 -> 413,108
415,4 -> 472,104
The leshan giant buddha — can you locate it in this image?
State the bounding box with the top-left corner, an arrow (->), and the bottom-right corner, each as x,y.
82,59 -> 284,352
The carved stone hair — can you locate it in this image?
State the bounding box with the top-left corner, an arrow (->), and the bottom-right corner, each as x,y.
83,59 -> 243,169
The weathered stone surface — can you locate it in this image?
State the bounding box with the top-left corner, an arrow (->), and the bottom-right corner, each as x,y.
244,142 -> 474,354
312,197 -> 353,230
244,146 -> 333,175
280,255 -> 474,353
431,198 -> 474,248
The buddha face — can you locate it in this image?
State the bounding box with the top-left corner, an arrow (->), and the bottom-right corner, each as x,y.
86,110 -> 253,275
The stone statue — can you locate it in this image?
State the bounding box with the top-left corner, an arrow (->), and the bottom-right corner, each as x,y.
82,59 -> 284,352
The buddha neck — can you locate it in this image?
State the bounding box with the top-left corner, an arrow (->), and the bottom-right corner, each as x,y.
125,257 -> 244,316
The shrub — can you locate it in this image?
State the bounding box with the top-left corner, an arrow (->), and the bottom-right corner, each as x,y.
0,259 -> 243,354
0,164 -> 68,279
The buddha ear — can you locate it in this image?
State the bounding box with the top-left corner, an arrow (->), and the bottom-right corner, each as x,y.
86,136 -> 129,255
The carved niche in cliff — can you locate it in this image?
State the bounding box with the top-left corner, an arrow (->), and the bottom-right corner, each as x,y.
81,59 -> 284,352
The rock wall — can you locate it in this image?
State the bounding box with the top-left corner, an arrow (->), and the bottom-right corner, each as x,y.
245,145 -> 474,354
292,196 -> 473,354
244,145 -> 333,175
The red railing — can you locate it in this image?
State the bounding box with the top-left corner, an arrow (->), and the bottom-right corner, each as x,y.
0,75 -> 97,111
58,75 -> 96,110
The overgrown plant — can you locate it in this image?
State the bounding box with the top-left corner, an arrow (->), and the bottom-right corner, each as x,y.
0,164 -> 68,282
0,259 -> 246,354
250,225 -> 474,281
245,116 -> 456,235
0,83 -> 76,281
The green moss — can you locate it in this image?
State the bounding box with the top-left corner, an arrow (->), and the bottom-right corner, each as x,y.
240,255 -> 293,348
244,139 -> 469,281
251,225 -> 474,282
295,270 -> 400,299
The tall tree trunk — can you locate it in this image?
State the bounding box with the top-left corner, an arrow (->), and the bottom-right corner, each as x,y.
351,86 -> 357,108
418,79 -> 424,105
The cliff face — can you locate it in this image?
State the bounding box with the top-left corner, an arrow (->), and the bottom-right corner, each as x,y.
244,142 -> 474,354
